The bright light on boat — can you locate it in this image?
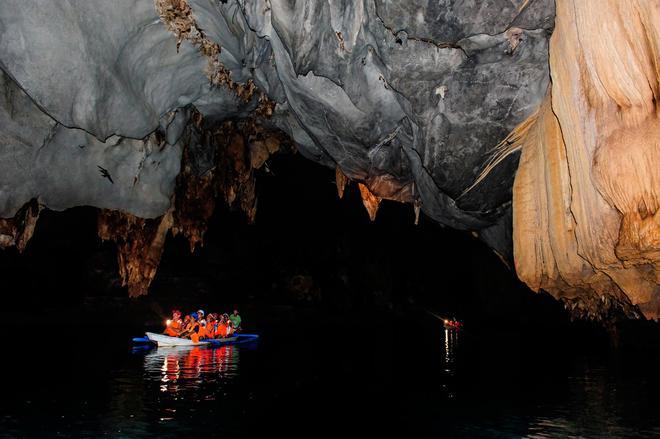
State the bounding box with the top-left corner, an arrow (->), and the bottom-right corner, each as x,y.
166,319 -> 172,326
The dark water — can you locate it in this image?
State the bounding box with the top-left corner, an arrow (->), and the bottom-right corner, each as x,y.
1,313 -> 659,438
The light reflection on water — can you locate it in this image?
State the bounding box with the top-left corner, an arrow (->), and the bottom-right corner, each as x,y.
103,345 -> 248,436
145,346 -> 238,388
1,322 -> 658,437
441,328 -> 458,399
443,327 -> 457,367
433,326 -> 659,438
143,345 -> 239,399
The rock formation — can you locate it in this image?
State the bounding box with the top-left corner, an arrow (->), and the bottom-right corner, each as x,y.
0,1 -> 657,319
512,0 -> 659,319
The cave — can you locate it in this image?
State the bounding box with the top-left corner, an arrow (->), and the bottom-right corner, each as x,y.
1,0 -> 659,436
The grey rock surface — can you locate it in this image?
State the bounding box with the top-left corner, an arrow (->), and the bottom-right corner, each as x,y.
244,0 -> 553,227
0,70 -> 181,218
0,0 -> 554,249
0,0 -> 250,140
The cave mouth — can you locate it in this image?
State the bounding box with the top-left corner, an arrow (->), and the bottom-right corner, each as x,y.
1,149 -> 659,437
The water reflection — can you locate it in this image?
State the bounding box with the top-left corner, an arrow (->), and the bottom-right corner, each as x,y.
143,346 -> 239,395
1,322 -> 657,437
443,328 -> 457,365
440,327 -> 459,399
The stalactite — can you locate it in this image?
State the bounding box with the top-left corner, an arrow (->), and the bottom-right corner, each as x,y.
358,183 -> 382,222
95,114 -> 288,296
363,175 -> 414,204
170,144 -> 217,253
97,209 -> 173,298
220,129 -> 257,223
512,0 -> 660,320
0,200 -> 41,252
335,167 -> 348,199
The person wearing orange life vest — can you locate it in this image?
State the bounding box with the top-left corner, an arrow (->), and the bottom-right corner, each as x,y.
215,314 -> 228,339
206,314 -> 217,338
179,313 -> 199,339
198,319 -> 211,340
164,310 -> 183,337
217,313 -> 235,337
181,314 -> 193,336
185,312 -> 202,342
190,324 -> 201,343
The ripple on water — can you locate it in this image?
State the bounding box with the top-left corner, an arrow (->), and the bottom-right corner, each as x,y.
143,345 -> 239,393
1,325 -> 659,438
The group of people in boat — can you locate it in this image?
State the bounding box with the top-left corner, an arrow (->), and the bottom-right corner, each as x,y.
444,318 -> 462,330
164,309 -> 242,343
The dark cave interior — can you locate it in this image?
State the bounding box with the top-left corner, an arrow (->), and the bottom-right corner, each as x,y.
1,152 -> 538,311
0,151 -> 598,338
2,151 -> 658,351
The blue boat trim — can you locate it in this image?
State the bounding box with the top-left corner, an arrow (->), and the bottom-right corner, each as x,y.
132,337 -> 151,343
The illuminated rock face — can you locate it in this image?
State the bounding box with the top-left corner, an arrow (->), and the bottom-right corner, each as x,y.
512,0 -> 660,319
0,0 -> 552,224
0,0 -> 656,317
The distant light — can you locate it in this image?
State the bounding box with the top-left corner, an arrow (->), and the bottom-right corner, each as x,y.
444,319 -> 449,324
166,319 -> 172,326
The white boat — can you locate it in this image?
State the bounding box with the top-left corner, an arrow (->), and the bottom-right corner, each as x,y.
145,332 -> 209,347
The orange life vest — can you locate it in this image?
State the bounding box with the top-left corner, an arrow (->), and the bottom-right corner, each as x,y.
198,325 -> 209,339
164,318 -> 182,337
216,322 -> 228,338
206,322 -> 216,338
